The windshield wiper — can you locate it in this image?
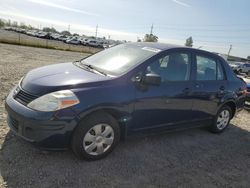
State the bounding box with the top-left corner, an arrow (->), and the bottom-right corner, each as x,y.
77,62 -> 107,76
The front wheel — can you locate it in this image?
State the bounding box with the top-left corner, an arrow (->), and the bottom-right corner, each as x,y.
210,105 -> 232,133
71,112 -> 120,160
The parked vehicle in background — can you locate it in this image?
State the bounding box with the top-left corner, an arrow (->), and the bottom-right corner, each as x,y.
66,38 -> 81,45
5,43 -> 247,160
81,38 -> 89,45
238,75 -> 250,109
51,33 -> 62,40
57,35 -> 68,42
87,39 -> 103,48
228,61 -> 242,72
1,26 -> 122,49
237,63 -> 250,75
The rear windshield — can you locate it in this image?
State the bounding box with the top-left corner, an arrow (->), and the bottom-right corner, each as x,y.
81,44 -> 160,76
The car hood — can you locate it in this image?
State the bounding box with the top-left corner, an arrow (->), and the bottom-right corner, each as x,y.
21,62 -> 111,95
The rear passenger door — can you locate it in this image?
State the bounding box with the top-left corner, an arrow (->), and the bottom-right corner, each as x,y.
192,52 -> 228,121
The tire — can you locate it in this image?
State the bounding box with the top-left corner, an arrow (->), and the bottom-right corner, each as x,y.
71,112 -> 120,160
210,105 -> 232,133
248,70 -> 250,76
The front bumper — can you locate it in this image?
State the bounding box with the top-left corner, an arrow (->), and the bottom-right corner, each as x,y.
5,89 -> 79,149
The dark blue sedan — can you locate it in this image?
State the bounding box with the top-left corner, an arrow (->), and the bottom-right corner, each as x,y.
5,43 -> 247,160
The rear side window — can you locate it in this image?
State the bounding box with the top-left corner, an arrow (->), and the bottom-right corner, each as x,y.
196,55 -> 225,81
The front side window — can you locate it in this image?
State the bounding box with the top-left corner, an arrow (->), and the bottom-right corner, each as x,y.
196,55 -> 225,81
146,52 -> 191,82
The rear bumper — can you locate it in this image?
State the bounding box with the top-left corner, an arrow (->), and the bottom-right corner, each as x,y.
5,89 -> 79,149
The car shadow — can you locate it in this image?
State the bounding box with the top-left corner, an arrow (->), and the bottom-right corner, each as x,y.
0,122 -> 249,188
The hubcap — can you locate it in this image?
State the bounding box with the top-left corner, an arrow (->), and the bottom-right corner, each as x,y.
83,124 -> 114,156
217,110 -> 230,130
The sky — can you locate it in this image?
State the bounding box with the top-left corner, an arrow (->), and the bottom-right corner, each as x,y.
0,0 -> 250,58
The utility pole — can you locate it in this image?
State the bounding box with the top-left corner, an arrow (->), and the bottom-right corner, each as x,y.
95,24 -> 98,39
227,44 -> 232,58
68,24 -> 70,33
150,23 -> 154,35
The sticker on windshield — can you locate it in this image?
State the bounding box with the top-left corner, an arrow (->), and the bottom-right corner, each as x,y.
142,47 -> 161,53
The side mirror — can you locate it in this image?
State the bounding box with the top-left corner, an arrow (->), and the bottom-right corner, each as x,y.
143,73 -> 161,86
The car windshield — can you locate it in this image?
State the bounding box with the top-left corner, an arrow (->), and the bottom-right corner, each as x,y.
80,44 -> 160,76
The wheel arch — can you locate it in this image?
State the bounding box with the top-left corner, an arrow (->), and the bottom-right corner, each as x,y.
74,107 -> 130,140
220,100 -> 236,119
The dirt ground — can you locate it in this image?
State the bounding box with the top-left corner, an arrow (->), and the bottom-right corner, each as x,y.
0,43 -> 249,188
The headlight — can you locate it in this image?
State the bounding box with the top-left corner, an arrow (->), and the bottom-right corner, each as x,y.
27,90 -> 79,112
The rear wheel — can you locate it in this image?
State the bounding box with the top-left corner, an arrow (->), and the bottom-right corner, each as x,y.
71,112 -> 120,160
211,105 -> 232,133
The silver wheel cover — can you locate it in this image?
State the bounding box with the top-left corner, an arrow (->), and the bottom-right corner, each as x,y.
217,110 -> 230,130
83,124 -> 114,156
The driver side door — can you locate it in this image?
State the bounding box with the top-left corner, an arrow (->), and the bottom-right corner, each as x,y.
132,50 -> 194,132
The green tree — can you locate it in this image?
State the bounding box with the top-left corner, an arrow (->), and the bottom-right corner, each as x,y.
5,20 -> 11,27
61,30 -> 71,36
19,22 -> 28,29
143,34 -> 158,42
185,36 -> 193,47
0,19 -> 5,28
43,27 -> 58,33
11,21 -> 18,27
27,25 -> 35,30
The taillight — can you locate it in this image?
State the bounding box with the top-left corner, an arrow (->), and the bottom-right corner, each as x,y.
243,84 -> 247,96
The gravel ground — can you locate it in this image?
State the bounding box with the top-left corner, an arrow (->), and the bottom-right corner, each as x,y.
0,43 -> 250,188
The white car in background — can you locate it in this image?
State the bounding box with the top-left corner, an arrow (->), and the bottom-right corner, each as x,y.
237,63 -> 250,75
86,39 -> 103,48
65,37 -> 81,45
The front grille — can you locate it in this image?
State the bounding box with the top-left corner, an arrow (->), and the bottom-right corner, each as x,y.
8,115 -> 19,131
14,88 -> 38,105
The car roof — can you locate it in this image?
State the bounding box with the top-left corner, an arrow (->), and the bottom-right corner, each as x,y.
129,42 -> 182,50
128,42 -> 223,58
